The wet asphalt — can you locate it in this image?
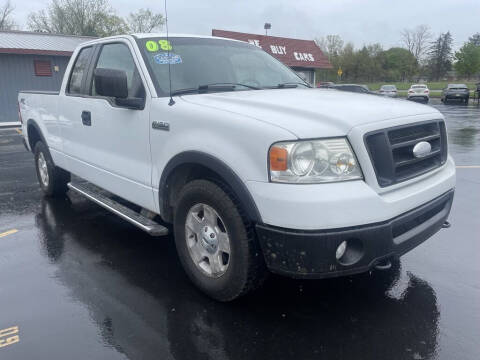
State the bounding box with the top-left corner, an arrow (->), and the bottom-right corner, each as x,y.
0,99 -> 479,360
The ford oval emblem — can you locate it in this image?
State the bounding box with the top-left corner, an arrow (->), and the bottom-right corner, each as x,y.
412,141 -> 432,158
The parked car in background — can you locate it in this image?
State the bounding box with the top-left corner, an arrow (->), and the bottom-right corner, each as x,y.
407,84 -> 430,103
441,84 -> 470,104
379,85 -> 398,97
332,84 -> 374,94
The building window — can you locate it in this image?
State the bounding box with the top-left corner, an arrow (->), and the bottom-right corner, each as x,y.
34,60 -> 52,76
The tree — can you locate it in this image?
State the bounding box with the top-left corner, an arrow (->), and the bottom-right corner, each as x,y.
28,0 -> 128,36
316,35 -> 344,62
400,25 -> 432,63
469,33 -> 480,47
325,35 -> 344,60
454,42 -> 480,79
127,8 -> 164,33
335,42 -> 355,80
427,32 -> 453,81
383,47 -> 417,81
367,43 -> 386,80
0,0 -> 16,30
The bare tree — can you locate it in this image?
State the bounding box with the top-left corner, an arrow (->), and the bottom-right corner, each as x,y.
28,0 -> 128,36
326,35 -> 344,59
401,28 -> 415,53
315,34 -> 343,62
0,0 -> 16,30
401,25 -> 432,63
127,8 -> 164,33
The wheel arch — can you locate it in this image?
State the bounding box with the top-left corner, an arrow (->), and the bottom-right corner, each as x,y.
26,119 -> 47,152
159,151 -> 262,224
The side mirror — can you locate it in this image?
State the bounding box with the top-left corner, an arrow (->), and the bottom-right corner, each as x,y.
94,68 -> 144,110
94,68 -> 128,99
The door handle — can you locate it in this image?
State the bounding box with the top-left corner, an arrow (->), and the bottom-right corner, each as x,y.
81,111 -> 91,126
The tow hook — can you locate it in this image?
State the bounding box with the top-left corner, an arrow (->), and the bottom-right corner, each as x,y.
442,221 -> 451,229
374,259 -> 392,271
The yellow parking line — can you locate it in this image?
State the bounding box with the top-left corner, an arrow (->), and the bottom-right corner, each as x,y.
0,326 -> 20,349
456,165 -> 480,169
15,128 -> 22,135
0,229 -> 18,238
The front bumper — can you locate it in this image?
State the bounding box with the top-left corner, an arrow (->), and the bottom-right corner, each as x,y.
247,156 -> 455,230
256,189 -> 454,279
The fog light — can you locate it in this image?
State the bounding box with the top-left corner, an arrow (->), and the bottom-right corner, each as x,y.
336,241 -> 347,260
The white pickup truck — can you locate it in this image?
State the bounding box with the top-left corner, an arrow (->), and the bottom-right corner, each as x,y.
19,34 -> 455,301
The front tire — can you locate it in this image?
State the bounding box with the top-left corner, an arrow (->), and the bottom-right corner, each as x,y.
173,179 -> 266,301
34,142 -> 70,197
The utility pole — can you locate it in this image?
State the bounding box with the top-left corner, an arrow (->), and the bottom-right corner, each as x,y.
264,23 -> 271,36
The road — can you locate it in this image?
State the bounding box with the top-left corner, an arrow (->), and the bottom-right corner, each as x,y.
0,99 -> 479,360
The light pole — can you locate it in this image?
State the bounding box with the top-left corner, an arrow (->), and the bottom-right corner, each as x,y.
264,23 -> 271,36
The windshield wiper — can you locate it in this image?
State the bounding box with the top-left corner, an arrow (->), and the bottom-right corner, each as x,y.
264,82 -> 312,89
171,83 -> 260,96
206,83 -> 261,90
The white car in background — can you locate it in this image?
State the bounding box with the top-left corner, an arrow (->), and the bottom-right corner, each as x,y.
407,84 -> 430,103
379,85 -> 398,97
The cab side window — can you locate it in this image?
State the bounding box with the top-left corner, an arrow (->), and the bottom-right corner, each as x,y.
67,46 -> 93,94
91,43 -> 145,99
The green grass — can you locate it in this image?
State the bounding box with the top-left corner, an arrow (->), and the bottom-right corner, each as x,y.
364,81 -> 478,91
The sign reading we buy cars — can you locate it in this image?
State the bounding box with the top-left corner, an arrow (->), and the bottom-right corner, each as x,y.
212,29 -> 332,69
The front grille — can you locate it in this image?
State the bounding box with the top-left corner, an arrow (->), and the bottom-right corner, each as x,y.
365,120 -> 448,187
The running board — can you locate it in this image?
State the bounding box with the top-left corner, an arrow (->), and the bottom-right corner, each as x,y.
67,182 -> 169,236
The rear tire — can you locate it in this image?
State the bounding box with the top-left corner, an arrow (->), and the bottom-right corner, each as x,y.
34,142 -> 70,197
173,179 -> 267,301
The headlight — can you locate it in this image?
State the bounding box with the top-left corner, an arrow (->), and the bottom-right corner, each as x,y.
269,138 -> 363,183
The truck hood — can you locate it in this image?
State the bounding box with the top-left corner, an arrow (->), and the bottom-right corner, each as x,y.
181,88 -> 440,138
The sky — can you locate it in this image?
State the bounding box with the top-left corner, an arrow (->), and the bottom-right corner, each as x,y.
11,0 -> 480,50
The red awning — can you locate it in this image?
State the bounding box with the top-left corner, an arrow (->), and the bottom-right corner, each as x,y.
212,29 -> 332,69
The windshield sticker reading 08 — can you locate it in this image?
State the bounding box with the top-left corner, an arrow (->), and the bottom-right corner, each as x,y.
146,40 -> 173,52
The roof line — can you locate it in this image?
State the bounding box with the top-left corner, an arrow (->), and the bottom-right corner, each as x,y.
0,48 -> 73,56
212,29 -> 316,42
0,29 -> 97,39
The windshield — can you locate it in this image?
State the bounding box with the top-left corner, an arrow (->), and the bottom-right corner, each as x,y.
136,37 -> 309,97
448,84 -> 467,89
412,85 -> 426,89
381,85 -> 396,90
